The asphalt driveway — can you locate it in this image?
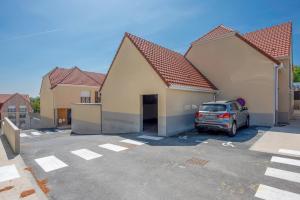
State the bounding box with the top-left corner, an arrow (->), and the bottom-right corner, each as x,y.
20,127 -> 300,200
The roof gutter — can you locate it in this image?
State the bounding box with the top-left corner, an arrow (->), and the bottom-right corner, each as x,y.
169,84 -> 218,93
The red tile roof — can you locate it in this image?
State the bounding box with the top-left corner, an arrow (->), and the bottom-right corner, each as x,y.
190,22 -> 292,64
189,22 -> 292,63
0,93 -> 31,111
243,22 -> 292,58
0,94 -> 13,104
0,94 -> 30,104
48,67 -> 106,89
125,33 -> 217,90
192,25 -> 234,44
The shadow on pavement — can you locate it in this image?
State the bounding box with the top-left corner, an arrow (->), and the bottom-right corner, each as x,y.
0,134 -> 17,159
69,126 -> 269,147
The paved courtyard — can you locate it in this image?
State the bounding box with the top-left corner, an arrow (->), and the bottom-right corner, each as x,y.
20,127 -> 300,200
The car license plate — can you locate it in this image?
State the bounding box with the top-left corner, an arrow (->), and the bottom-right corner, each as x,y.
205,115 -> 216,120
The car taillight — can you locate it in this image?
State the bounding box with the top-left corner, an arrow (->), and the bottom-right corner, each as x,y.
195,112 -> 203,118
217,113 -> 230,119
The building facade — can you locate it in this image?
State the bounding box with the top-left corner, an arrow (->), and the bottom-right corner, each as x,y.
0,93 -> 32,129
40,66 -> 105,128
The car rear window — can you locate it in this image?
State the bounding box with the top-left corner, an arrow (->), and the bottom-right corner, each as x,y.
200,104 -> 227,112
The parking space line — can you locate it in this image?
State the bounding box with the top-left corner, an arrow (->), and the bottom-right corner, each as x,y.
138,135 -> 163,141
255,184 -> 300,200
98,143 -> 128,152
35,156 -> 68,172
120,139 -> 146,146
31,131 -> 41,136
279,149 -> 300,157
271,156 -> 300,167
0,164 -> 20,183
265,167 -> 300,183
71,149 -> 102,160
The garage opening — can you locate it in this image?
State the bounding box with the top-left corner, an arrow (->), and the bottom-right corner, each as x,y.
142,95 -> 158,133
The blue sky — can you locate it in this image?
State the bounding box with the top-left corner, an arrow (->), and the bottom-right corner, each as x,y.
0,0 -> 299,97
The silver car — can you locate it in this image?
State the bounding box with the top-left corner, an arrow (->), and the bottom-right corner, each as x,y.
194,100 -> 249,136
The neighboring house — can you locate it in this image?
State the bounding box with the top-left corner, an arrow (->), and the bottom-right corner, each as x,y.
40,66 -> 105,128
0,93 -> 32,129
185,22 -> 293,125
100,33 -> 217,136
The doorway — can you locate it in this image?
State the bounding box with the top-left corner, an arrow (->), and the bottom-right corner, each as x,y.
57,108 -> 67,127
67,109 -> 72,125
142,95 -> 158,133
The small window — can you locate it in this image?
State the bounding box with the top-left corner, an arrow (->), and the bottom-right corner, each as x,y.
80,97 -> 91,103
19,105 -> 27,118
7,106 -> 16,113
80,91 -> 91,103
7,106 -> 16,120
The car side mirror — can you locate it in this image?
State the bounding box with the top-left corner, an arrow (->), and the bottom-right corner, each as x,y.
242,106 -> 248,111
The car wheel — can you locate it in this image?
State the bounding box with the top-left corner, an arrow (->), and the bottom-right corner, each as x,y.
245,117 -> 250,128
228,122 -> 237,137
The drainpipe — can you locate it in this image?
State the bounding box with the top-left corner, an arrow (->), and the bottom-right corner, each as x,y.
100,103 -> 102,134
274,63 -> 283,125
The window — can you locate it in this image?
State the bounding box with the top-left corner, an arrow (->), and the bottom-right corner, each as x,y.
80,91 -> 91,103
81,97 -> 91,103
7,106 -> 16,120
95,91 -> 101,103
19,105 -> 27,118
7,106 -> 16,113
200,104 -> 227,112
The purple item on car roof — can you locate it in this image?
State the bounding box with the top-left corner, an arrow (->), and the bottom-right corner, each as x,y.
236,98 -> 246,106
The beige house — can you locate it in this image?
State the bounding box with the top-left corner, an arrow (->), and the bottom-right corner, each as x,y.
185,22 -> 293,126
0,93 -> 32,129
40,66 -> 105,128
72,22 -> 294,136
100,33 -> 217,136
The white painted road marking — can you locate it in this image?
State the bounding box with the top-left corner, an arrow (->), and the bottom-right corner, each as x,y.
271,156 -> 300,167
71,149 -> 102,160
0,164 -> 20,183
99,143 -> 128,152
255,184 -> 300,200
20,133 -> 30,137
265,167 -> 300,183
31,131 -> 41,136
35,156 -> 68,172
279,149 -> 300,157
222,142 -> 235,147
179,136 -> 188,140
138,135 -> 163,141
120,139 -> 146,146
